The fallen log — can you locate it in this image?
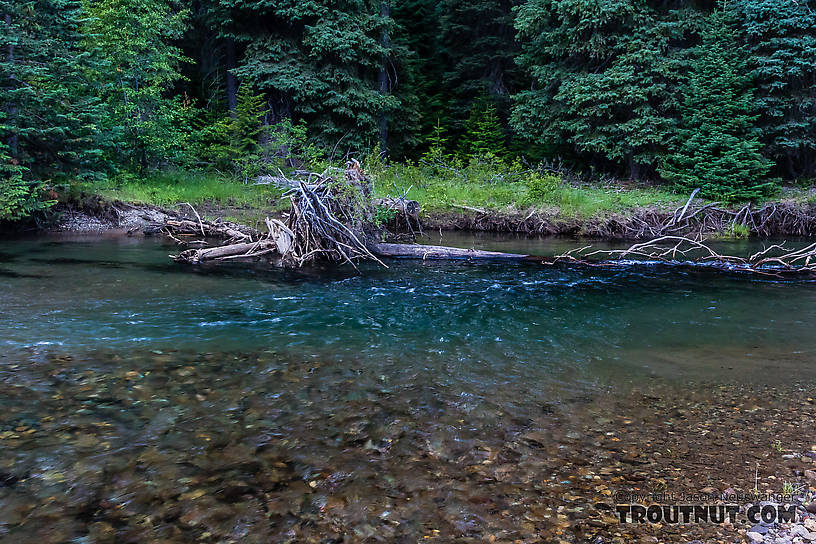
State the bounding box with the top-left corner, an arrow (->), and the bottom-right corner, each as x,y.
369,242 -> 533,261
173,241 -> 276,264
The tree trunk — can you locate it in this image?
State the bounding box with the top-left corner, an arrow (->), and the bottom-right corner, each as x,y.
225,37 -> 238,113
368,242 -> 533,261
378,1 -> 391,153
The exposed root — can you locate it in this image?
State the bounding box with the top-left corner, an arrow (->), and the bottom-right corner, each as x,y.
168,165 -> 389,269
280,177 -> 385,269
421,193 -> 816,239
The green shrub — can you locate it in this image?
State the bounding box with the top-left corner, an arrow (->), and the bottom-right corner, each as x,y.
0,143 -> 53,221
525,172 -> 561,200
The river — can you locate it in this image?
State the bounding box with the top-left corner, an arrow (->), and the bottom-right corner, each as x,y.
0,233 -> 814,543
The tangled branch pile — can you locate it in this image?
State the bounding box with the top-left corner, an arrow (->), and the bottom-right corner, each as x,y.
269,173 -> 385,268
552,235 -> 816,277
170,164 -> 404,268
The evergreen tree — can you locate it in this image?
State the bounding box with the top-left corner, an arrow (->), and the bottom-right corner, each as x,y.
82,0 -> 193,170
439,0 -> 523,129
460,102 -> 508,159
512,0 -> 689,178
230,83 -> 265,159
735,0 -> 816,179
422,118 -> 450,162
660,10 -> 774,201
0,140 -> 50,221
230,0 -> 410,154
196,82 -> 264,171
0,0 -> 103,178
389,0 -> 440,156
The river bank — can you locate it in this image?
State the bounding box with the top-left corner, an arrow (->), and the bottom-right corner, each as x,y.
26,177 -> 816,240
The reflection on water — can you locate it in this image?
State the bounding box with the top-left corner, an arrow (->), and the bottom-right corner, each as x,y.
0,234 -> 815,542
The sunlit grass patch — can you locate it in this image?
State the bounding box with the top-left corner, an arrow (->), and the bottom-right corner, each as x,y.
372,161 -> 686,218
79,170 -> 285,210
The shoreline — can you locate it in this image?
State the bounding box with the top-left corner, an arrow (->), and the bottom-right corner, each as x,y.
27,195 -> 816,241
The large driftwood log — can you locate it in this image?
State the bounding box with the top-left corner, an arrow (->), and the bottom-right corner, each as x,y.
369,242 -> 533,261
173,241 -> 276,264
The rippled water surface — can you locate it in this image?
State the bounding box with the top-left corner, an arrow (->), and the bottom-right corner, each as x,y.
1,233 -> 815,543
3,234 -> 816,385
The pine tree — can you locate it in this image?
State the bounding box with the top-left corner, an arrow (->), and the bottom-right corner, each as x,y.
0,138 -> 53,220
0,0 -> 103,179
390,0 -> 441,156
82,0 -> 192,170
660,10 -> 774,201
423,118 -> 451,162
438,0 -> 523,135
512,0 -> 688,178
229,83 -> 265,158
735,0 -> 816,179
460,102 -> 508,160
230,0 -> 409,153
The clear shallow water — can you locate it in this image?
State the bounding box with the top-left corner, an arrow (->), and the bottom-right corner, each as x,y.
1,234 -> 816,543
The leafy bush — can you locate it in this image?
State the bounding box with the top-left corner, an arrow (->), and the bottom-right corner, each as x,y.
373,204 -> 398,227
525,172 -> 560,200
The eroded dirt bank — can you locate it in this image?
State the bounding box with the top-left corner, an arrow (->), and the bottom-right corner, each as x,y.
419,200 -> 816,239
34,195 -> 816,240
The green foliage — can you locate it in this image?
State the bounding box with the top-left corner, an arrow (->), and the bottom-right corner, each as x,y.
460,102 -> 508,160
231,84 -> 265,158
265,118 -> 326,167
513,0 -> 688,178
4,0 -> 816,222
525,172 -> 560,200
0,142 -> 53,221
438,0 -> 523,130
735,0 -> 816,179
0,0 -> 104,179
83,170 -> 285,224
373,204 -> 398,227
659,11 -> 775,202
230,0 -> 407,153
200,83 -> 265,180
82,0 -> 192,170
423,119 -> 451,162
371,157 -> 682,216
716,222 -> 751,239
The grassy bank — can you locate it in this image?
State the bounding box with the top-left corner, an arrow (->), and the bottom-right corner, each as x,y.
66,163 -> 816,236
370,163 -> 686,218
73,165 -> 687,219
72,172 -> 286,226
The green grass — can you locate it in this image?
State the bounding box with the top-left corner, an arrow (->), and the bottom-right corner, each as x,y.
73,170 -> 286,223
370,162 -> 686,218
73,162 -> 692,226
84,171 -> 283,207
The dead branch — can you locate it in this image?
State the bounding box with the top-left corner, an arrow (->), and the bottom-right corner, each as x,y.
553,236 -> 816,276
